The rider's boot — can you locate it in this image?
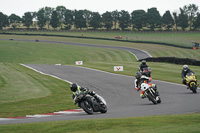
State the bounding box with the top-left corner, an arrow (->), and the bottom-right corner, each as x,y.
152,84 -> 159,96
140,90 -> 146,99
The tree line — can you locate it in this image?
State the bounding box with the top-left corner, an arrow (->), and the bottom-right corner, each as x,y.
0,4 -> 200,31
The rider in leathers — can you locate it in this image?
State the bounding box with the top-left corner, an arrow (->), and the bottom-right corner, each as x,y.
139,60 -> 149,73
181,65 -> 195,87
70,83 -> 102,104
134,72 -> 159,98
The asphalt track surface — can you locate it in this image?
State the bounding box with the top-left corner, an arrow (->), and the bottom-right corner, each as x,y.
0,39 -> 200,125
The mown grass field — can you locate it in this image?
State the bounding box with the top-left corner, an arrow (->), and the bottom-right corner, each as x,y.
0,32 -> 200,132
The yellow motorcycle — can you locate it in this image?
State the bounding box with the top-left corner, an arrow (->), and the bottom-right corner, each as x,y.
185,72 -> 198,93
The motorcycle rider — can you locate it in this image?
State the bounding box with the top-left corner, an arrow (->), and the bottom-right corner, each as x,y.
134,72 -> 159,99
70,83 -> 102,104
181,65 -> 195,87
139,60 -> 149,73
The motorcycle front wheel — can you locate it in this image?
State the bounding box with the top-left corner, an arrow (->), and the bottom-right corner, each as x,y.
146,93 -> 157,104
190,82 -> 197,93
80,101 -> 93,115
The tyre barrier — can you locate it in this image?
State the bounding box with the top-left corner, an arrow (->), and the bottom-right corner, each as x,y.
139,57 -> 200,66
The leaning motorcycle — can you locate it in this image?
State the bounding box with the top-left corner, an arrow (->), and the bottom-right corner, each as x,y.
185,72 -> 198,93
141,83 -> 161,104
74,91 -> 107,115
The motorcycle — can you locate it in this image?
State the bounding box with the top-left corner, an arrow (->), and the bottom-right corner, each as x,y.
185,72 -> 198,93
74,91 -> 107,115
141,67 -> 151,77
141,83 -> 161,104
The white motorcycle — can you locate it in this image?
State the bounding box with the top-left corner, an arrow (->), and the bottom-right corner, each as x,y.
141,83 -> 161,104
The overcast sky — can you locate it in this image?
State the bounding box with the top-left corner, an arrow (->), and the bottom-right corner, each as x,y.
1,0 -> 200,17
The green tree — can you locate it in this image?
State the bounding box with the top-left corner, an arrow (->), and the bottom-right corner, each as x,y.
89,12 -> 102,29
64,9 -> 73,30
0,12 -> 9,29
22,12 -> 33,29
83,9 -> 92,27
56,6 -> 67,29
37,8 -> 47,29
32,11 -> 37,28
178,8 -> 189,31
183,4 -> 199,30
162,10 -> 174,30
193,13 -> 200,30
8,14 -> 21,29
111,10 -> 119,29
118,10 -> 130,31
146,8 -> 161,31
50,11 -> 59,30
74,10 -> 87,30
44,7 -> 54,29
131,10 -> 146,31
173,12 -> 179,31
102,11 -> 113,30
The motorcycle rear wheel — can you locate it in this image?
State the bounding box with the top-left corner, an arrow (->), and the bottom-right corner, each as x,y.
156,96 -> 161,103
99,104 -> 107,113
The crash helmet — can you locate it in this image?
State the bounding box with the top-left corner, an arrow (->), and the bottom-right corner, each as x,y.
142,60 -> 146,65
70,83 -> 78,92
135,72 -> 142,79
183,65 -> 188,72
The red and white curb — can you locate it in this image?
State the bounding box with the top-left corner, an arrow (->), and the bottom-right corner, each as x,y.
0,109 -> 84,121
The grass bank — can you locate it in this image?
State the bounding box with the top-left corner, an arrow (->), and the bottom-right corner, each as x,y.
0,113 -> 200,133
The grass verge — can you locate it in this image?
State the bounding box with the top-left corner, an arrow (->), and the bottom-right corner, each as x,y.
0,113 -> 200,133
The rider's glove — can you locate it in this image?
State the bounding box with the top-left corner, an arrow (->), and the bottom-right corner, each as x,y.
88,90 -> 96,96
149,77 -> 152,82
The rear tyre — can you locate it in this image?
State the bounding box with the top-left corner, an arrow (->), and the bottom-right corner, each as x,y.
156,96 -> 161,104
99,104 -> 107,113
80,101 -> 93,115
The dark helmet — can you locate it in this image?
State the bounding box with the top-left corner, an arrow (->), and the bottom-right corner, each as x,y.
183,65 -> 188,72
135,72 -> 142,79
142,60 -> 146,65
70,83 -> 78,92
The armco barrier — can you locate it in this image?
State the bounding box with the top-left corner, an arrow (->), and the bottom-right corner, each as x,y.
139,57 -> 200,66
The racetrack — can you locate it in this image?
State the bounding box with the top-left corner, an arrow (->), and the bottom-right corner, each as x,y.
0,64 -> 199,125
0,39 -> 199,125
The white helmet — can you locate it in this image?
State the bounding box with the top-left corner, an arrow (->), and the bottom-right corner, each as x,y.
183,65 -> 188,72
